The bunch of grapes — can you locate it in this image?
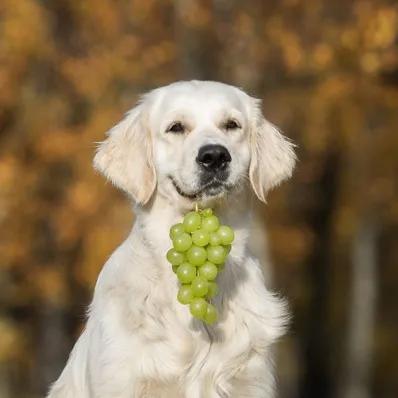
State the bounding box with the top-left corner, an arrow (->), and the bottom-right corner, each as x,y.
166,208 -> 234,325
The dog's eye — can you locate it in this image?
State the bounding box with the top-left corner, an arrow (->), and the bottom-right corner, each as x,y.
167,122 -> 185,134
224,119 -> 240,130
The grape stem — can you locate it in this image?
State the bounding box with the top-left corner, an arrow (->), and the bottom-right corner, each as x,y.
195,203 -> 199,212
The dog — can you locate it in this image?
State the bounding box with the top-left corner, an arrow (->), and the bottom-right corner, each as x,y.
47,80 -> 296,398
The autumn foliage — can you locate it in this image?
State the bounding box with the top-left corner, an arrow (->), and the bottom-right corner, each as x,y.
0,1 -> 397,397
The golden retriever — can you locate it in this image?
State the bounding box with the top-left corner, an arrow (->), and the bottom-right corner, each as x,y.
48,80 -> 296,398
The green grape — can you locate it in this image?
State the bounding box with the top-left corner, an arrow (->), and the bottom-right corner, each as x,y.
189,298 -> 207,319
207,245 -> 226,265
206,282 -> 219,299
169,223 -> 185,239
187,245 -> 207,266
192,229 -> 210,247
201,215 -> 220,232
177,285 -> 194,304
173,232 -> 192,252
209,231 -> 222,246
168,208 -> 232,324
201,208 -> 213,217
166,248 -> 185,266
218,225 -> 235,245
204,303 -> 218,324
198,262 -> 218,281
183,211 -> 201,233
177,263 -> 197,284
191,276 -> 209,297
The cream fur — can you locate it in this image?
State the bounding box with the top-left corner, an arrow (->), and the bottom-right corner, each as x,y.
47,81 -> 296,398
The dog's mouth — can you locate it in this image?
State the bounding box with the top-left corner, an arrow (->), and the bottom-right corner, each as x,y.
169,176 -> 233,200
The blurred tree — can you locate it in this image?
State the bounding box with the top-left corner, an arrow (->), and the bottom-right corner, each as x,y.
0,0 -> 397,397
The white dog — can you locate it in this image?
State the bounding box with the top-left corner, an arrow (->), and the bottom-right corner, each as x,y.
48,80 -> 296,398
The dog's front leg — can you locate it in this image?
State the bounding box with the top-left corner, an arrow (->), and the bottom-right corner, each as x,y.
228,352 -> 276,398
86,330 -> 141,398
185,377 -> 225,398
186,372 -> 245,398
48,327 -> 140,398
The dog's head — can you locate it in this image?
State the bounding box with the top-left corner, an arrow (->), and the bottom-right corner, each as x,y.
94,81 -> 296,207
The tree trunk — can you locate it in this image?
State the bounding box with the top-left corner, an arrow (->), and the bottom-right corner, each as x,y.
299,150 -> 340,398
340,218 -> 378,398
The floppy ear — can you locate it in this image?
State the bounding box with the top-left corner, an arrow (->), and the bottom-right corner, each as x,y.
249,100 -> 296,202
93,102 -> 157,205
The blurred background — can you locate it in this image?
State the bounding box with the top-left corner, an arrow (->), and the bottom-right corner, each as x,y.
1,0 -> 397,397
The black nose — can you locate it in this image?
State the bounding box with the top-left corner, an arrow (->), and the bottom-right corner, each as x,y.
196,144 -> 231,171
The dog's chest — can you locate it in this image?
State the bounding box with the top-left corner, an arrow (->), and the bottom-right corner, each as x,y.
115,237 -> 284,393
136,286 -> 257,388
